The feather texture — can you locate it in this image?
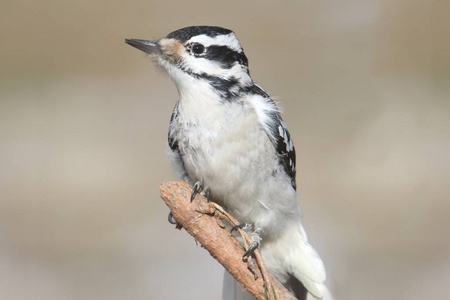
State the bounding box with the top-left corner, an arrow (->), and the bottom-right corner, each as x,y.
127,26 -> 331,300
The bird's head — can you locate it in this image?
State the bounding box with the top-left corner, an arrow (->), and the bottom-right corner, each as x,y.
126,26 -> 253,99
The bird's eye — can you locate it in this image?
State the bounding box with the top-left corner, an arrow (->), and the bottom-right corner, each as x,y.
192,43 -> 205,55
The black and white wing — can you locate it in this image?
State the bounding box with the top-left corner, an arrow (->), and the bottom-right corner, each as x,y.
167,100 -> 188,180
273,115 -> 296,190
168,100 -> 180,151
249,84 -> 297,190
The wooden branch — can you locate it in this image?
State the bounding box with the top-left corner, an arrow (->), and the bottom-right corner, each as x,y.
160,181 -> 297,300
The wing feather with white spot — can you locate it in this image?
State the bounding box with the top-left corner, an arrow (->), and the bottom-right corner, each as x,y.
248,84 -> 297,190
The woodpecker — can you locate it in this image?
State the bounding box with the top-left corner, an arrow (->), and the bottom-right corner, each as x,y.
126,26 -> 330,300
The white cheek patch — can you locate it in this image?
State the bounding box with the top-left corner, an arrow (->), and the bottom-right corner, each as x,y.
187,33 -> 243,53
182,54 -> 226,75
180,53 -> 251,85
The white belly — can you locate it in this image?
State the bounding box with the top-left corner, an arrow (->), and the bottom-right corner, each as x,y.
174,104 -> 299,235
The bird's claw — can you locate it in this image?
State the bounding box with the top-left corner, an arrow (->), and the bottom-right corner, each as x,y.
168,212 -> 177,224
168,212 -> 182,229
243,230 -> 261,261
230,223 -> 252,234
190,181 -> 202,202
230,223 -> 261,260
170,180 -> 207,226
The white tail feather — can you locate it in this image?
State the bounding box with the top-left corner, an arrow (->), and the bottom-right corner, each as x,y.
288,225 -> 326,298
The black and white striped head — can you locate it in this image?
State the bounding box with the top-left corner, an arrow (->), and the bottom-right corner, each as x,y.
126,26 -> 253,99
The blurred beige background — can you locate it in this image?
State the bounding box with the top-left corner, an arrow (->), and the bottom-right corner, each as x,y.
1,0 -> 449,299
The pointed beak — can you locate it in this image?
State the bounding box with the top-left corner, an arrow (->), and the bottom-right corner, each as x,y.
125,38 -> 161,55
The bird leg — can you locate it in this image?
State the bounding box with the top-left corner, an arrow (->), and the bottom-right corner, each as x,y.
190,180 -> 210,202
231,223 -> 261,261
243,229 -> 261,260
196,201 -> 274,300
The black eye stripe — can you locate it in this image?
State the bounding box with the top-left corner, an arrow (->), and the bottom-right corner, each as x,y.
203,45 -> 248,69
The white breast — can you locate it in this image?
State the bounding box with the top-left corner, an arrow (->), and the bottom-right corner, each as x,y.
172,83 -> 299,235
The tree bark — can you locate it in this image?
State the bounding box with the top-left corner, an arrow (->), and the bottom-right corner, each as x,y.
159,181 -> 297,300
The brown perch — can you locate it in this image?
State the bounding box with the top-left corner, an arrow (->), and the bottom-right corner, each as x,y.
160,180 -> 298,300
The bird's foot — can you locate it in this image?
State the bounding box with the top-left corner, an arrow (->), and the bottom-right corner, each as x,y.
167,212 -> 182,229
205,202 -> 272,295
230,223 -> 261,261
167,212 -> 183,230
168,212 -> 177,224
243,229 -> 261,261
190,180 -> 210,202
190,181 -> 202,202
230,223 -> 253,234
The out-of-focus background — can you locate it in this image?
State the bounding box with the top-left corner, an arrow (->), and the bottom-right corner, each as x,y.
1,1 -> 449,299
